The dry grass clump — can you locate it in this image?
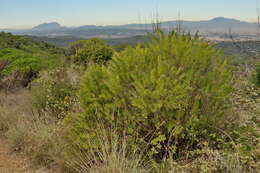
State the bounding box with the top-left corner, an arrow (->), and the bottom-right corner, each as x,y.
67,129 -> 149,173
0,89 -> 32,134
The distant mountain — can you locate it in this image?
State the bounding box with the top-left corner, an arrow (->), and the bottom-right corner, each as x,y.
33,22 -> 62,30
3,17 -> 258,39
122,17 -> 256,33
176,17 -> 256,33
77,25 -> 103,30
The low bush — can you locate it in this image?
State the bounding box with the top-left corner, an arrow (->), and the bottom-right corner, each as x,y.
66,31 -> 232,159
152,147 -> 259,173
69,38 -> 114,66
32,68 -> 78,120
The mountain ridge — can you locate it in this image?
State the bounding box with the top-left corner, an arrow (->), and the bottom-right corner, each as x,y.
33,22 -> 62,30
3,17 -> 256,30
2,17 -> 258,39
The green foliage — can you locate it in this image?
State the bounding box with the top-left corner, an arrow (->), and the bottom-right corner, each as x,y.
0,48 -> 60,77
0,32 -> 65,88
256,62 -> 260,86
32,68 -> 78,120
0,32 -> 64,54
67,31 -> 232,158
69,38 -> 114,66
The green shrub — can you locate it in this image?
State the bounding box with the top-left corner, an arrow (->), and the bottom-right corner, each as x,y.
67,40 -> 86,56
32,68 -> 78,120
67,31 -> 232,158
256,62 -> 260,86
69,38 -> 114,66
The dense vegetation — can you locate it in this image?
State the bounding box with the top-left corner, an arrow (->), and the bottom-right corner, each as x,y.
0,31 -> 259,173
69,31 -> 232,158
256,62 -> 260,86
68,38 -> 114,66
30,35 -> 148,48
32,68 -> 78,119
0,32 -> 64,89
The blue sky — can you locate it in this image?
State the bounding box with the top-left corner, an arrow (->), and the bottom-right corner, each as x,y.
0,0 -> 259,29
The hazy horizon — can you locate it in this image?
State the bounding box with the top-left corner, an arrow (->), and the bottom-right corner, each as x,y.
1,0 -> 260,29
